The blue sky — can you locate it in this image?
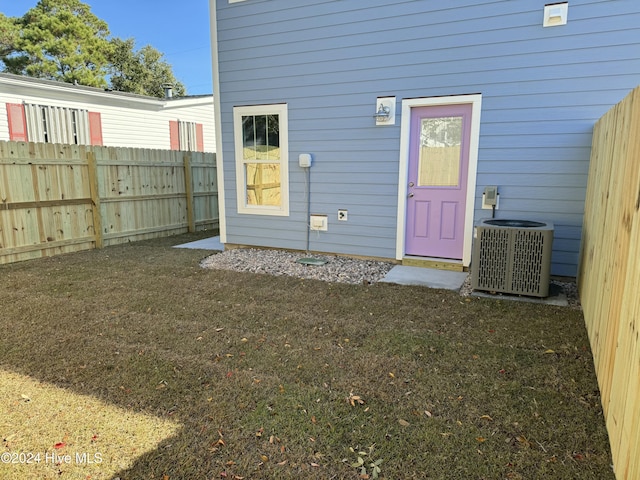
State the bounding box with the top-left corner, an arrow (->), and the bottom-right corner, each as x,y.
2,1 -> 214,95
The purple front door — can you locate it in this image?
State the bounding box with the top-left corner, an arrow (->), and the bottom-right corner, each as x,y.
405,104 -> 472,259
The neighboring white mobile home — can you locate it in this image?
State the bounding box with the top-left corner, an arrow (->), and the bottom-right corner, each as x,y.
0,73 -> 215,152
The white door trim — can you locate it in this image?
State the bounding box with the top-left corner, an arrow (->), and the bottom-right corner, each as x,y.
395,94 -> 482,267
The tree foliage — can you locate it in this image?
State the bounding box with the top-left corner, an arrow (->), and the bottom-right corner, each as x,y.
0,0 -> 186,96
0,14 -> 19,58
2,0 -> 112,87
108,38 -> 186,97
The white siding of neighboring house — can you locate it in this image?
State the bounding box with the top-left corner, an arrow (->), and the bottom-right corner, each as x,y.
0,75 -> 215,152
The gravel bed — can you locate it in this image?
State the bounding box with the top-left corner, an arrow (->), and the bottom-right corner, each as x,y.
201,248 -> 581,308
200,248 -> 395,285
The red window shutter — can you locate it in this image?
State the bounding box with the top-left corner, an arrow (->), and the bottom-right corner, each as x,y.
88,111 -> 103,146
196,123 -> 204,152
169,120 -> 180,150
6,103 -> 28,142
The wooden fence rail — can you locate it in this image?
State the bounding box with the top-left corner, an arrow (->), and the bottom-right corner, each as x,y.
578,85 -> 640,480
0,141 -> 218,264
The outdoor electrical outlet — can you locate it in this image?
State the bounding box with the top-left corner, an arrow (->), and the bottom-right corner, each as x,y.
338,209 -> 348,221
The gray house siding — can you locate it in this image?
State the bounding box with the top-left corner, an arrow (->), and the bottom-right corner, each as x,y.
214,0 -> 640,277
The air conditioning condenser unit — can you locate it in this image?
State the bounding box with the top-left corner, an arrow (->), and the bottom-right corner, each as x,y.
472,219 -> 554,297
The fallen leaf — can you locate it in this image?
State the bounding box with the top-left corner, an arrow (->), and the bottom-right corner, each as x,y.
20,394 -> 31,402
260,454 -> 269,462
398,419 -> 410,427
348,393 -> 365,406
544,349 -> 555,354
54,442 -> 66,449
425,410 -> 433,417
277,460 -> 288,466
310,462 -> 320,467
476,437 -> 486,443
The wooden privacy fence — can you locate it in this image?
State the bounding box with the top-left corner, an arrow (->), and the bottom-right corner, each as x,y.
0,141 -> 218,264
578,85 -> 640,480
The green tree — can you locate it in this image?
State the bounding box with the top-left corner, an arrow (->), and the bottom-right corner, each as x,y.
0,0 -> 187,97
1,0 -> 112,87
108,38 -> 186,98
0,14 -> 19,57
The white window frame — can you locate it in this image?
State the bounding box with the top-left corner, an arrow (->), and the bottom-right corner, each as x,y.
233,104 -> 289,216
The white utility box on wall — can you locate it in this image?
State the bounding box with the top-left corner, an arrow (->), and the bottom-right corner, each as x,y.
309,215 -> 328,231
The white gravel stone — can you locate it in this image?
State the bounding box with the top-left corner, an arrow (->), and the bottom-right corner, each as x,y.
200,248 -> 395,285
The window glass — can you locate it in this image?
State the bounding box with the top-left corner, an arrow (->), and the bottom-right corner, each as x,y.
418,116 -> 462,187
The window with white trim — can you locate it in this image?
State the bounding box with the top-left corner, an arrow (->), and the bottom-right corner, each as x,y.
24,104 -> 91,144
169,120 -> 204,152
178,120 -> 197,151
233,104 -> 289,216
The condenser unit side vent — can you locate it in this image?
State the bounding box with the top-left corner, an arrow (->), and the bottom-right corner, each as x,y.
472,220 -> 554,297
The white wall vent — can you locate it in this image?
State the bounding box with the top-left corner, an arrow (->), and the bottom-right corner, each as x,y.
472,219 -> 554,297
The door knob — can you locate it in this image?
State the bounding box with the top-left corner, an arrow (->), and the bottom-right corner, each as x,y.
408,192 -> 414,198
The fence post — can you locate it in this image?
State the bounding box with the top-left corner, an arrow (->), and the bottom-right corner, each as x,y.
183,153 -> 195,232
87,150 -> 103,248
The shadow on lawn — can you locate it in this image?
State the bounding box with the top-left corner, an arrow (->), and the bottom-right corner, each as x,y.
0,234 -> 614,480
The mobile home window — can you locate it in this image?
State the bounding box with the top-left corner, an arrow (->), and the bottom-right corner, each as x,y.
233,104 -> 289,216
25,104 -> 90,145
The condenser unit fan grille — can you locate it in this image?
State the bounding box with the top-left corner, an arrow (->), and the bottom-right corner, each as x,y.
472,220 -> 554,297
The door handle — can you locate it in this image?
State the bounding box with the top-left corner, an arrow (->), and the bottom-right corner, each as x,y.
408,192 -> 414,198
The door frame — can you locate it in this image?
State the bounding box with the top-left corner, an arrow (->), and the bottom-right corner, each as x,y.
395,94 -> 482,267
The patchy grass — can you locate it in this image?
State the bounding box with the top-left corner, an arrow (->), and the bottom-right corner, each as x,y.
0,233 -> 613,479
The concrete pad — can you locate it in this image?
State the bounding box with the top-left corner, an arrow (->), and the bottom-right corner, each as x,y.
380,265 -> 468,290
471,283 -> 568,306
174,236 -> 224,251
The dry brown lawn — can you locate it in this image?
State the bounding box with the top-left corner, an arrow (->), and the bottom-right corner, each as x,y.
0,233 -> 613,479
